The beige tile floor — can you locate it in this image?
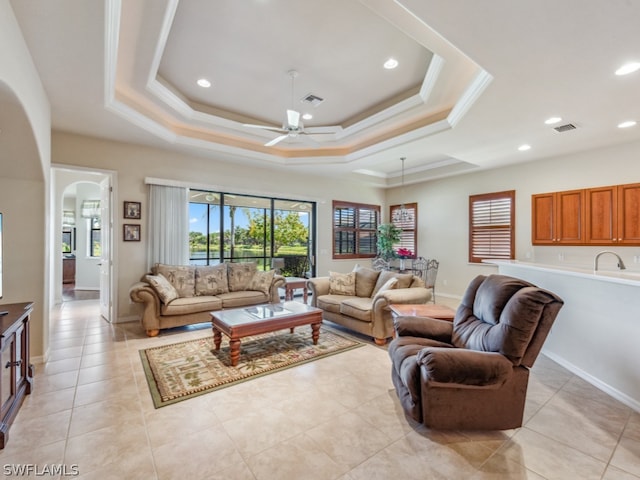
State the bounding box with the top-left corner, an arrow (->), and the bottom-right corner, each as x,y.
1,298 -> 639,480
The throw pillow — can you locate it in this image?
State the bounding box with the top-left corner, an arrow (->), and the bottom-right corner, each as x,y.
329,271 -> 356,296
155,264 -> 196,297
372,277 -> 398,299
195,264 -> 229,296
353,264 -> 380,297
145,274 -> 179,304
227,262 -> 258,292
248,269 -> 275,295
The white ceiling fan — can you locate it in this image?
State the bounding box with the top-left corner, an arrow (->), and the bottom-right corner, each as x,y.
243,70 -> 335,147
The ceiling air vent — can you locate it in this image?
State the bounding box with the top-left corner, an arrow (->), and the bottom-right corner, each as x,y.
553,123 -> 577,133
301,93 -> 324,107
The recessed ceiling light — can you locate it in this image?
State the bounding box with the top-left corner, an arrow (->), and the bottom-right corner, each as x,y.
518,144 -> 531,151
615,62 -> 640,76
618,120 -> 637,128
302,113 -> 313,120
383,58 -> 398,69
544,117 -> 562,125
197,78 -> 211,88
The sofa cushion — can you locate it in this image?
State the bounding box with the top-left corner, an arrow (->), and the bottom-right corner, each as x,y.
227,262 -> 258,292
340,297 -> 374,322
155,264 -> 196,298
374,277 -> 398,298
218,290 -> 269,308
160,296 -> 222,316
195,264 -> 229,296
353,265 -> 380,297
372,270 -> 413,296
248,269 -> 275,295
329,271 -> 356,296
316,294 -> 351,314
145,274 -> 179,304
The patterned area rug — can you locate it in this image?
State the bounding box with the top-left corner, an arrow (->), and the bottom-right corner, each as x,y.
140,327 -> 362,408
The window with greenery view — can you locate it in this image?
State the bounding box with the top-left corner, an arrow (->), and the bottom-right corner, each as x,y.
332,201 -> 380,259
189,190 -> 315,277
469,190 -> 515,263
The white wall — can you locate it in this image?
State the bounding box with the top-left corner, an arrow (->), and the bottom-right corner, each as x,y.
386,139 -> 640,297
0,0 -> 51,359
73,183 -> 101,290
51,132 -> 386,321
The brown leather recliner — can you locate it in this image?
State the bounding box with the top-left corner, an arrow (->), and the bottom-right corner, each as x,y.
388,274 -> 564,430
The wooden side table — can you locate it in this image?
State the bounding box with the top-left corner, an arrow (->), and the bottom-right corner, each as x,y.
390,303 -> 456,321
284,277 -> 309,303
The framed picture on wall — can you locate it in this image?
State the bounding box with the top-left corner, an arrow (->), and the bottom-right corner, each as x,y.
124,201 -> 141,219
123,224 -> 141,242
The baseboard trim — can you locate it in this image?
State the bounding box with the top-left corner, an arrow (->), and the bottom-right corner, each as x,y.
542,349 -> 640,413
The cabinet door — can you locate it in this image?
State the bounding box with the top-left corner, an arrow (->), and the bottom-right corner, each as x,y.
617,183 -> 640,244
586,186 -> 617,244
532,193 -> 555,244
556,189 -> 585,244
0,335 -> 15,420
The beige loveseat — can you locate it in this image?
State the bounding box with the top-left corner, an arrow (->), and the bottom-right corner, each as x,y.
308,265 -> 431,345
129,262 -> 285,336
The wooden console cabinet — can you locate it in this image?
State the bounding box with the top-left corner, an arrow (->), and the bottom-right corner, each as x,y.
533,182 -> 640,246
62,257 -> 75,284
0,302 -> 33,449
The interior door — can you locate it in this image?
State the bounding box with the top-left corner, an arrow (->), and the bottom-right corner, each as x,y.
99,177 -> 112,321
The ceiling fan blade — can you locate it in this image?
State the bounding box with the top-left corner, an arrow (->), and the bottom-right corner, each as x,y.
287,109 -> 300,128
265,134 -> 289,147
243,123 -> 286,133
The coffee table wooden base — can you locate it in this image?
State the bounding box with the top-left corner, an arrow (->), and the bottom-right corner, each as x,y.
211,302 -> 323,367
212,322 -> 321,367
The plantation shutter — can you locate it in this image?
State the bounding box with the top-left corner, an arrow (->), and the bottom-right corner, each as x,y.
333,201 -> 379,259
469,191 -> 515,263
390,203 -> 417,257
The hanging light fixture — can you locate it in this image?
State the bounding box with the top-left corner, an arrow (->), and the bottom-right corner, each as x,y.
392,157 -> 410,223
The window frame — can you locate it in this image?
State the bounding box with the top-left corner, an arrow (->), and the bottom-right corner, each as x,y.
89,217 -> 101,258
332,200 -> 380,259
390,202 -> 418,258
188,190 -> 316,276
468,190 -> 515,264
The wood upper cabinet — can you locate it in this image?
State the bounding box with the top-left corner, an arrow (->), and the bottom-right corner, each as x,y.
586,183 -> 640,244
534,182 -> 640,246
532,189 -> 584,245
585,186 -> 617,244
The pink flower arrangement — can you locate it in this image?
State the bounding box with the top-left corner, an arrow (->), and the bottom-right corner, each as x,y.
396,248 -> 413,258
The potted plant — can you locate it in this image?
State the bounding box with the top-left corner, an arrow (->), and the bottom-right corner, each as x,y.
376,223 -> 401,261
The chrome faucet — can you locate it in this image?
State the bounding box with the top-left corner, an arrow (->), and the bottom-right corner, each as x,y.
593,251 -> 626,272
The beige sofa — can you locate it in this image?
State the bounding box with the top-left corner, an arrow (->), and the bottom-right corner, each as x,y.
129,262 -> 285,336
308,265 -> 431,345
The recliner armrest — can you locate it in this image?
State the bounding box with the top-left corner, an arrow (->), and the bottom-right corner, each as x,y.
393,315 -> 453,343
416,347 -> 513,388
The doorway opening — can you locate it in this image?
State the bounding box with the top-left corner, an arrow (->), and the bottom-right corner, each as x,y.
52,167 -> 116,322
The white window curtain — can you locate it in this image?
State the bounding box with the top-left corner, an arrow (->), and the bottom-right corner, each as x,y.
147,184 -> 189,268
